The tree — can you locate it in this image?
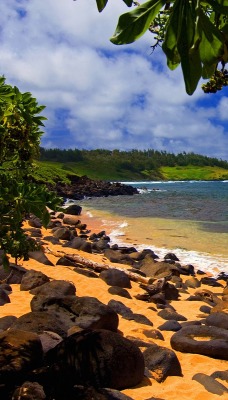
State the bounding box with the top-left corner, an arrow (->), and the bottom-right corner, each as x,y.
0,76 -> 61,267
92,0 -> 228,95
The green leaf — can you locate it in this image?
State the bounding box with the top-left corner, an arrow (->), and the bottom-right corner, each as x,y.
202,63 -> 216,78
122,0 -> 134,6
197,8 -> 225,65
110,0 -> 166,44
96,0 -> 108,12
205,0 -> 228,16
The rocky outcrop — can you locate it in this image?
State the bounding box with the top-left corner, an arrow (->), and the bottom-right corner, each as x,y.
47,174 -> 139,200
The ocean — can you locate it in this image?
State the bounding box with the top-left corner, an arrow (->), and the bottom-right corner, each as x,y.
71,181 -> 228,277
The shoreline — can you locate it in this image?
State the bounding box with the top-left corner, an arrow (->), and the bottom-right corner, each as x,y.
79,207 -> 228,277
1,212 -> 228,399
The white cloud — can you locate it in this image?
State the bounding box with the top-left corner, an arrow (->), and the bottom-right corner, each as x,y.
0,0 -> 228,160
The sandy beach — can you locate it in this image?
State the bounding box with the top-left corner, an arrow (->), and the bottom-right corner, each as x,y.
0,216 -> 228,400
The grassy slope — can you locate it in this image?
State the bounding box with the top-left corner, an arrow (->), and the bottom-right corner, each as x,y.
36,161 -> 228,183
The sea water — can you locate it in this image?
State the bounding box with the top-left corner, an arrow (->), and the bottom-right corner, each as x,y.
73,181 -> 228,276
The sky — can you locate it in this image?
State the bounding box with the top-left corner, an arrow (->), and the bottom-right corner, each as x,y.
1,0 -> 228,160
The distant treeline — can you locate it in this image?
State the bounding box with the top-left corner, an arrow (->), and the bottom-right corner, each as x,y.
39,148 -> 228,170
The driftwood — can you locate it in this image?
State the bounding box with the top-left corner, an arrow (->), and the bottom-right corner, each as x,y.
45,247 -> 152,284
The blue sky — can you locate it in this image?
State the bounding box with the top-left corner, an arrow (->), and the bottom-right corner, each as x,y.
1,0 -> 228,160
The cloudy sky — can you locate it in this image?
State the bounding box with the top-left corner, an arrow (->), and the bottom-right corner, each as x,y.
1,0 -> 228,160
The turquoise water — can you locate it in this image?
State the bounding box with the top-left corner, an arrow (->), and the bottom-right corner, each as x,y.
75,181 -> 228,276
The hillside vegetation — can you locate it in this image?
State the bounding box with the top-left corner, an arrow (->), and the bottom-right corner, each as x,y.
36,148 -> 228,183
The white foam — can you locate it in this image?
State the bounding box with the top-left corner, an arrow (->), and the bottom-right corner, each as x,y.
108,225 -> 228,277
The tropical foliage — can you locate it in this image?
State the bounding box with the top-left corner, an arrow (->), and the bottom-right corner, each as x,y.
91,0 -> 228,95
0,77 -> 61,267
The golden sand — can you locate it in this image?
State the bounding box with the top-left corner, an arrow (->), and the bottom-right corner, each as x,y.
1,218 -> 227,400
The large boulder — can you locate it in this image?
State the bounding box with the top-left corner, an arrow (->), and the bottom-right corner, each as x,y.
31,295 -> 119,332
44,329 -> 145,391
171,325 -> 228,359
100,269 -> 132,289
30,280 -> 76,297
20,269 -> 50,291
143,343 -> 182,382
0,329 -> 43,385
11,311 -> 68,337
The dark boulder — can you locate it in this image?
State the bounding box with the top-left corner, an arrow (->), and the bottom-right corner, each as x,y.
157,308 -> 187,321
0,315 -> 17,331
28,251 -> 54,266
143,343 -> 182,382
12,381 -> 46,400
205,312 -> 228,330
0,329 -> 43,385
31,295 -> 119,332
30,279 -> 76,297
0,288 -> 10,306
63,204 -> 82,215
10,312 -> 68,337
158,320 -> 182,332
20,269 -> 50,291
100,269 -> 132,289
108,286 -> 132,299
171,325 -> 228,359
44,329 -> 145,391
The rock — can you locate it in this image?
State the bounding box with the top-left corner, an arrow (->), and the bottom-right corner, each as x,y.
44,329 -> 145,391
108,286 -> 132,299
28,216 -> 42,228
30,280 -> 76,297
63,204 -> 82,215
0,329 -> 43,385
139,257 -> 179,279
56,256 -> 77,266
170,325 -> 228,359
31,295 -> 119,332
100,269 -> 132,289
185,277 -> 201,288
11,312 -> 68,337
52,227 -> 73,240
143,343 -> 182,382
157,308 -> 187,321
72,386 -> 134,400
0,283 -> 12,293
28,251 -> 54,266
192,373 -> 228,395
39,331 -> 63,353
129,313 -> 153,326
0,315 -> 17,331
20,269 -> 50,291
12,381 -> 46,400
158,320 -> 182,332
63,237 -> 92,253
143,329 -> 164,341
164,253 -> 179,261
0,264 -> 27,284
199,305 -> 212,314
205,312 -> 228,330
0,288 -> 10,306
103,249 -> 134,266
108,299 -> 133,319
200,277 -> 223,287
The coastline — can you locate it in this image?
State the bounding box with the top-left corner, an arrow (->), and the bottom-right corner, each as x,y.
1,213 -> 228,399
79,207 -> 228,277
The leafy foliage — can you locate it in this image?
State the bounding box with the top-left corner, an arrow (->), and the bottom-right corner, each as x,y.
88,0 -> 228,95
0,77 -> 61,267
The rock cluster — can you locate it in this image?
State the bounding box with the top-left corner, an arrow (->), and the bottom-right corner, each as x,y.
46,174 -> 138,200
0,210 -> 228,399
